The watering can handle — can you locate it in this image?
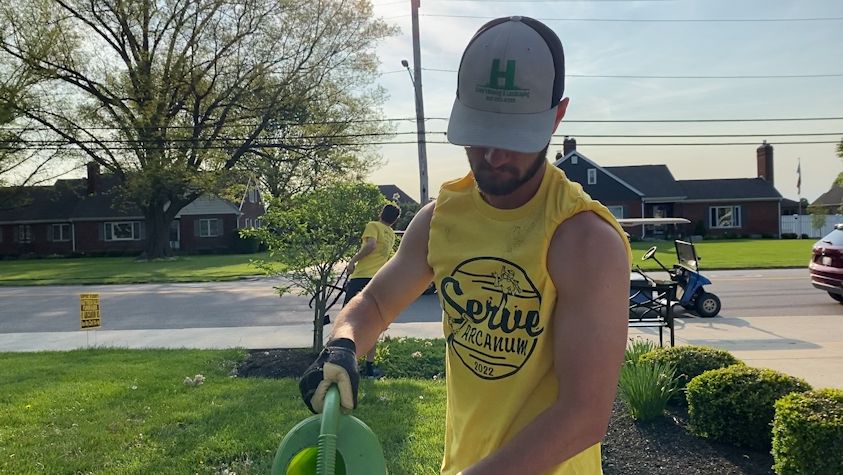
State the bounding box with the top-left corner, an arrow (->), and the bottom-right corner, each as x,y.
317,385 -> 342,475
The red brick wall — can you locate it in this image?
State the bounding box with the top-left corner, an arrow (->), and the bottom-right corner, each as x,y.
0,221 -> 146,257
179,215 -> 237,252
74,221 -> 146,254
676,201 -> 780,237
239,200 -> 265,228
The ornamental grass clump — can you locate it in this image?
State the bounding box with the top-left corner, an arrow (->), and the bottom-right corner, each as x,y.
618,340 -> 681,422
624,338 -> 658,366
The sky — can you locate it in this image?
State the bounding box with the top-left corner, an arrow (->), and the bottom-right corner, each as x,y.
366,0 -> 843,204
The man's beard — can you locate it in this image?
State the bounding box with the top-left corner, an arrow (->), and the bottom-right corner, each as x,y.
472,146 -> 548,196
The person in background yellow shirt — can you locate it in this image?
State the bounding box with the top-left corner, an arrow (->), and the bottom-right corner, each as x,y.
343,203 -> 400,377
299,16 -> 631,474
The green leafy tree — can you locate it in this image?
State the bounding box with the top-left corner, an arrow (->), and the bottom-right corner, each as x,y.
808,203 -> 828,232
837,137 -> 843,186
1,0 -> 395,258
0,24 -> 65,195
392,202 -> 421,232
236,82 -> 389,201
246,183 -> 387,351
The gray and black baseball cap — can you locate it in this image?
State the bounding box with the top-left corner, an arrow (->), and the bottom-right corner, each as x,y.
447,16 -> 565,153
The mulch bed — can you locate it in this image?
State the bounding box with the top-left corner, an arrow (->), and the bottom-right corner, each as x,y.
237,349 -> 774,474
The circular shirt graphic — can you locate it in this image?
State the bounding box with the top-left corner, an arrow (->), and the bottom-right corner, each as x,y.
440,256 -> 544,379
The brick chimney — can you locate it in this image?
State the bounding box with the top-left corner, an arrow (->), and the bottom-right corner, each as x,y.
86,162 -> 100,195
756,140 -> 774,185
563,136 -> 577,156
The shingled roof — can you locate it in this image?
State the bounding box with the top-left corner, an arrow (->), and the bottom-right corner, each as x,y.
812,183 -> 843,209
677,178 -> 782,200
378,184 -> 418,205
606,165 -> 686,199
0,176 -> 141,224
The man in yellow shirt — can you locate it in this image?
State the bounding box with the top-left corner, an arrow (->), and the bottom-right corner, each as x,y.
343,203 -> 400,377
299,16 -> 630,474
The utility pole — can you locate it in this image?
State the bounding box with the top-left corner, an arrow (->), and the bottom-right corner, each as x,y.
410,0 -> 429,203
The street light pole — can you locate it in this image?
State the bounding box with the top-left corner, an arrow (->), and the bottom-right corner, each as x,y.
409,0 -> 429,204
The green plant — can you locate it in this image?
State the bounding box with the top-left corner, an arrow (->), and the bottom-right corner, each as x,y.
639,345 -> 744,404
772,388 -> 843,475
687,366 -> 811,450
624,338 -> 658,366
618,360 -> 681,421
372,337 -> 446,379
246,183 -> 388,351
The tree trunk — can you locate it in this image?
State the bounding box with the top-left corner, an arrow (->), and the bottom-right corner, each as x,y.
143,203 -> 173,259
312,274 -> 329,352
313,302 -> 324,352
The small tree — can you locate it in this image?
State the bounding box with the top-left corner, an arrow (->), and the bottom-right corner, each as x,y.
247,183 -> 387,351
808,203 -> 828,234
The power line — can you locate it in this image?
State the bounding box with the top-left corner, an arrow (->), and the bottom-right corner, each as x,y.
421,14 -> 843,22
3,139 -> 839,151
4,116 -> 843,133
419,67 -> 843,79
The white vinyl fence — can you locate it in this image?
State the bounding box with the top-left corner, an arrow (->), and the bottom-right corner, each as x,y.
781,214 -> 842,238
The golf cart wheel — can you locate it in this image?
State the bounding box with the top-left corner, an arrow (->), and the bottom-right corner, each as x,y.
829,292 -> 843,304
695,292 -> 721,318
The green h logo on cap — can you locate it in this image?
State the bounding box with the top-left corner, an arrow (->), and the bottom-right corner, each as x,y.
487,59 -> 519,90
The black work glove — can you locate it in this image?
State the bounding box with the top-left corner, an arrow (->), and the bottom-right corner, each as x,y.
299,338 -> 360,414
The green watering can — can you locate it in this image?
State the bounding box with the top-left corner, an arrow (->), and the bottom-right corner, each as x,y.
272,385 -> 388,475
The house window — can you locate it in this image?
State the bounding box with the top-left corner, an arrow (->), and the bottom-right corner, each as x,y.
587,168 -> 597,185
244,218 -> 251,228
52,223 -> 71,242
256,218 -> 262,228
105,221 -> 142,241
607,206 -> 624,219
200,218 -> 221,237
570,154 -> 578,164
709,206 -> 742,229
249,188 -> 258,203
18,225 -> 32,243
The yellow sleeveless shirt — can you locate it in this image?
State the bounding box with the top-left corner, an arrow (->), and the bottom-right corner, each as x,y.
349,221 -> 396,279
428,162 -> 631,475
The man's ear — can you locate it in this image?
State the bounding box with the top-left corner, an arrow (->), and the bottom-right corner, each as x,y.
553,97 -> 570,131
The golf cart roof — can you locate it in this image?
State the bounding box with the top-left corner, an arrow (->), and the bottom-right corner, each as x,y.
617,218 -> 691,227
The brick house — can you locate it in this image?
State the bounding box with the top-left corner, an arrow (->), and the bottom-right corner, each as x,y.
0,165 -> 264,257
554,138 -> 783,238
811,182 -> 843,214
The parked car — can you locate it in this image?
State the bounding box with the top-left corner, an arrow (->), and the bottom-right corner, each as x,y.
809,223 -> 843,304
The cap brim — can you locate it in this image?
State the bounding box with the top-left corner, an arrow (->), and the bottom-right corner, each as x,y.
447,98 -> 557,154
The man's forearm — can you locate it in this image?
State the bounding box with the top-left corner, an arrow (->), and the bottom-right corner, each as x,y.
461,399 -> 610,475
329,289 -> 388,357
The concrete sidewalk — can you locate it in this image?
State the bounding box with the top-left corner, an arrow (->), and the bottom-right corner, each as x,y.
1,315 -> 840,389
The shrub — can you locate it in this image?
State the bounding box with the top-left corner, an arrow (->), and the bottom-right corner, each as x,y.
372,337 -> 445,379
772,388 -> 843,475
687,366 -> 811,450
639,345 -> 744,404
624,338 -> 658,366
618,360 -> 681,421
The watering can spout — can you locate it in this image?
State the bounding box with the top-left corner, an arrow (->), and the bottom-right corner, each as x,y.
272,385 -> 388,475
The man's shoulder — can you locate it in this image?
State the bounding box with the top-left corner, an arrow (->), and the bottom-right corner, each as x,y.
551,211 -> 629,263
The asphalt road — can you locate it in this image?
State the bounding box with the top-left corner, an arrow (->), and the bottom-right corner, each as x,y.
0,268 -> 838,334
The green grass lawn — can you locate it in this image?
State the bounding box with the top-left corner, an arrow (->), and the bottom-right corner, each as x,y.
0,253 -> 277,286
0,239 -> 816,287
630,239 -> 815,270
0,349 -> 445,474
